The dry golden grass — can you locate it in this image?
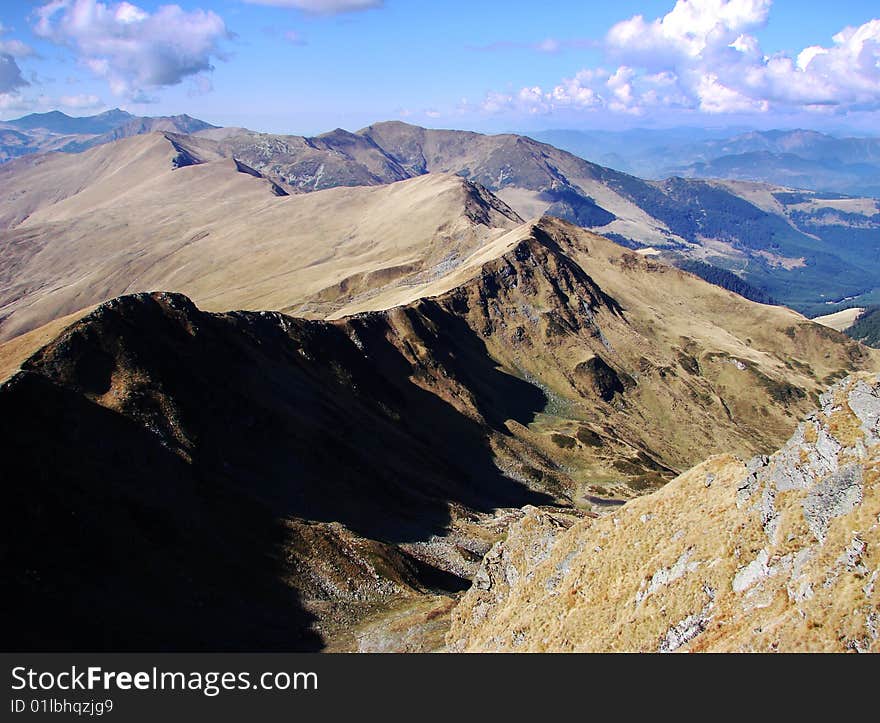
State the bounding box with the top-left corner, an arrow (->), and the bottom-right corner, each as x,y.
0,132 -> 521,342
812,307 -> 864,332
3,136 -> 878,505
0,306 -> 95,382
448,373 -> 880,652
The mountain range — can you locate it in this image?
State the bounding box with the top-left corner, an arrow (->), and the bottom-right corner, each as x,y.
3,126 -> 878,650
536,127 -> 880,199
156,121 -> 880,316
0,108 -> 215,162
4,111 -> 879,317
2,116 -> 880,651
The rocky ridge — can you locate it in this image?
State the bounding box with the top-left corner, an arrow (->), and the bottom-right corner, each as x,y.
3,214 -> 878,651
448,373 -> 880,652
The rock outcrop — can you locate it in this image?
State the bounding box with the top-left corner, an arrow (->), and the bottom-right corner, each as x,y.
448,373 -> 880,652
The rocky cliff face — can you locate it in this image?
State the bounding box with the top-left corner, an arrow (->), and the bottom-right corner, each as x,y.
448,373 -> 880,652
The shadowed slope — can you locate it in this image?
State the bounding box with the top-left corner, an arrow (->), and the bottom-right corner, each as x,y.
1,291 -> 552,650
3,215 -> 879,651
2,371 -> 322,651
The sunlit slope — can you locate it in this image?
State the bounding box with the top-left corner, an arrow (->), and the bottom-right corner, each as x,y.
0,132 -> 522,341
448,373 -> 880,653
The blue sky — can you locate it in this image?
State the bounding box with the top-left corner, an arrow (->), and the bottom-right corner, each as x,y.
0,0 -> 879,135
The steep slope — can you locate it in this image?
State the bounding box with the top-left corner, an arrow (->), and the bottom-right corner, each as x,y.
0,305 -> 97,383
1,291 -> 556,650
3,207 -> 878,650
209,121 -> 880,314
446,216 -> 878,493
0,132 -> 522,341
448,373 -> 880,652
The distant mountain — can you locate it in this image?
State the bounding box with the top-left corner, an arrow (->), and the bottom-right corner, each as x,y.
696,129 -> 880,164
203,121 -> 880,316
4,108 -> 135,135
0,108 -> 216,162
674,149 -> 880,198
535,127 -> 880,198
532,126 -> 741,177
60,114 -> 216,153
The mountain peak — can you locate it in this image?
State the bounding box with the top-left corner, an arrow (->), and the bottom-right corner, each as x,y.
7,108 -> 134,135
7,109 -> 72,126
94,108 -> 132,118
359,119 -> 424,133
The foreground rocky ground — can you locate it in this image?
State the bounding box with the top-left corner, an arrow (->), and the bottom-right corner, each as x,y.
448,373 -> 880,652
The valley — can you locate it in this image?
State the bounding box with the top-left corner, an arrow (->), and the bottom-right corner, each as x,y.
2,117 -> 879,653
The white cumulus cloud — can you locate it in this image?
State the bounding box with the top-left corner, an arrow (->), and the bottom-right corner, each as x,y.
58,92 -> 104,109
484,0 -> 880,118
606,0 -> 770,62
0,22 -> 35,58
33,0 -> 230,99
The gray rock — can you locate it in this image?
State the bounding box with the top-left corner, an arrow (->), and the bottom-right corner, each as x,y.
847,378 -> 880,444
802,465 -> 863,542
